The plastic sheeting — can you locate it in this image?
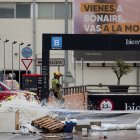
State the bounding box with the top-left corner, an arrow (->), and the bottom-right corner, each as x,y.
91,124 -> 140,131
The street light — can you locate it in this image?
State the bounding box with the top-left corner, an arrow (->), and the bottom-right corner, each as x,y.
3,39 -> 9,83
19,42 -> 24,89
27,44 -> 31,47
12,41 -> 17,90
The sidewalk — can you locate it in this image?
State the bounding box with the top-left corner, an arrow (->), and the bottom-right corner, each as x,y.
1,130 -> 140,140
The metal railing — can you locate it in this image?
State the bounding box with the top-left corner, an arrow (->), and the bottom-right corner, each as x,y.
50,84 -> 140,97
63,85 -> 87,95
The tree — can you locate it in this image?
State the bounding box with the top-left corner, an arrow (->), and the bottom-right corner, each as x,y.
112,60 -> 133,85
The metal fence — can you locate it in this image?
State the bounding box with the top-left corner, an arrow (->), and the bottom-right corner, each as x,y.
63,86 -> 87,95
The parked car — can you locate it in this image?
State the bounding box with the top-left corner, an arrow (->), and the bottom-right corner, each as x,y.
0,81 -> 38,101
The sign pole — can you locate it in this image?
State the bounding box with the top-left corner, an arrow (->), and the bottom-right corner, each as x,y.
26,69 -> 28,74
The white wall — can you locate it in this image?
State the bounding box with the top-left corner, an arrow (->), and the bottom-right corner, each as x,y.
0,0 -> 139,88
63,50 -> 138,86
0,19 -> 32,70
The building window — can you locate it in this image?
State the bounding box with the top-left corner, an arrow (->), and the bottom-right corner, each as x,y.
38,3 -> 53,19
55,3 -> 65,19
68,2 -> 72,19
0,3 -> 30,18
0,4 -> 14,18
0,2 -> 72,19
16,3 -> 30,18
38,2 -> 72,19
55,2 -> 72,19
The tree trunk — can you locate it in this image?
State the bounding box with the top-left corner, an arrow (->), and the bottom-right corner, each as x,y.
117,78 -> 121,85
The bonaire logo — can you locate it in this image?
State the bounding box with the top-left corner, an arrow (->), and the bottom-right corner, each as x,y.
51,36 -> 62,49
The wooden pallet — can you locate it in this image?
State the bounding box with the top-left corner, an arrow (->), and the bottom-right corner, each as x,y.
31,115 -> 65,133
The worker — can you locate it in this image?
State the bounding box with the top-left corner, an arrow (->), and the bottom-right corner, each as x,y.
51,71 -> 64,106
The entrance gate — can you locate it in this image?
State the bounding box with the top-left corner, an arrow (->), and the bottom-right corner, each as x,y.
41,34 -> 140,100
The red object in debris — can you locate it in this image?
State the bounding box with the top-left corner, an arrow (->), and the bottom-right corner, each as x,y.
0,81 -> 37,101
0,81 -> 17,101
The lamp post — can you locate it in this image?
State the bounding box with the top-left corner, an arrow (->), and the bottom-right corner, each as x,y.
3,39 -> 9,83
27,44 -> 31,47
12,41 -> 17,90
19,42 -> 24,89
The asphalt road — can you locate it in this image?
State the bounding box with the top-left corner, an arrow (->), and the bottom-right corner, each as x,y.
1,130 -> 140,140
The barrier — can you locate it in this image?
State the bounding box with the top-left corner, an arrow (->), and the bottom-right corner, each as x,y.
0,111 -> 19,132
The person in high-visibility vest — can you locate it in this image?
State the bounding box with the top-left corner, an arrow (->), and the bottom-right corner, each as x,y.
51,71 -> 64,104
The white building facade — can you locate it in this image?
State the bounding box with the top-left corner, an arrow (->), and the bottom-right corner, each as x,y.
0,0 -> 139,88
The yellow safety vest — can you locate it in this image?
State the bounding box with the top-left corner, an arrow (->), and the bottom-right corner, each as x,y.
52,78 -> 61,93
